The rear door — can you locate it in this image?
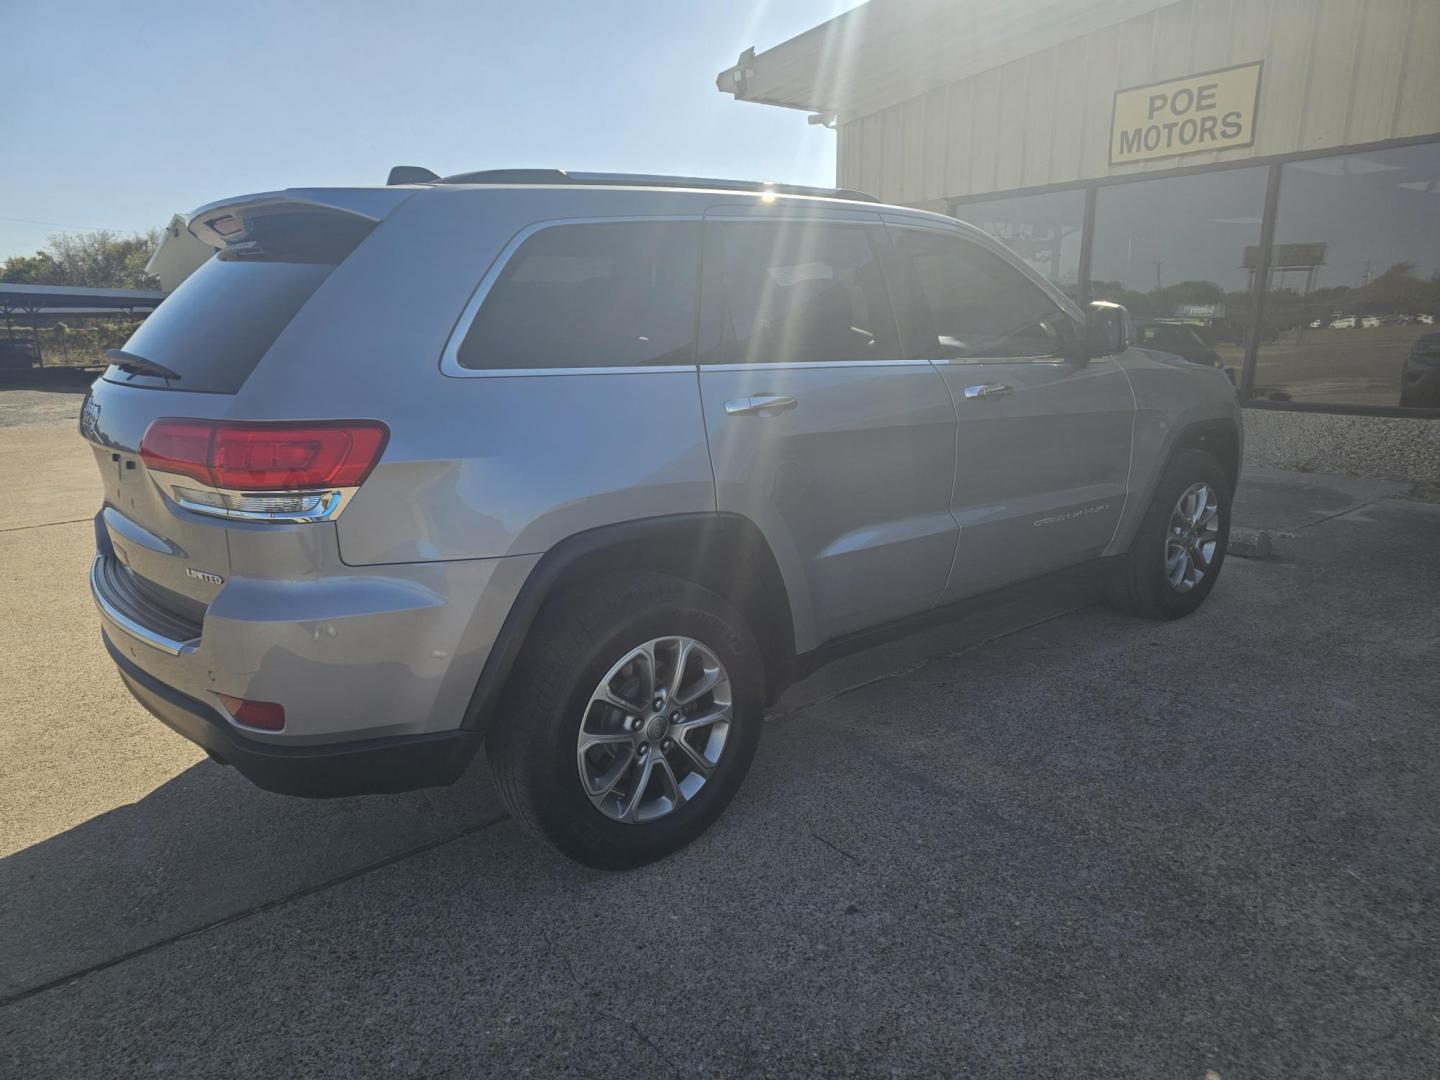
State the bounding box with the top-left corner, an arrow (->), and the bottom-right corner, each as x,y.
886,223 -> 1135,601
697,210 -> 958,644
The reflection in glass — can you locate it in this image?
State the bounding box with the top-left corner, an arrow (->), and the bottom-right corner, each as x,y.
1090,167 -> 1268,381
718,223 -> 899,364
951,189 -> 1084,296
1253,143 -> 1440,409
458,221 -> 699,370
895,230 -> 1069,358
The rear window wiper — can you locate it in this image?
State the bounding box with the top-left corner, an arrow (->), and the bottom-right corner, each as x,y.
105,349 -> 182,383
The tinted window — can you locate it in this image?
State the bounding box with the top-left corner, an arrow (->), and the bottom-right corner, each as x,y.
1090,166 -> 1266,379
457,221 -> 699,370
716,222 -> 899,363
108,257 -> 333,394
895,230 -> 1070,359
950,188 -> 1084,297
1252,143 -> 1440,410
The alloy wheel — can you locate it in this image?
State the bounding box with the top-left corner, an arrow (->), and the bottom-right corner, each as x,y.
1164,481 -> 1220,593
576,636 -> 732,824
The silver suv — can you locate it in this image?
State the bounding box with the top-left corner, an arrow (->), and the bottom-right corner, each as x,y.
84,169 -> 1240,868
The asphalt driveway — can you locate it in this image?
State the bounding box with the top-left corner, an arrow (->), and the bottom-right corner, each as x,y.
2,388 -> 1438,1077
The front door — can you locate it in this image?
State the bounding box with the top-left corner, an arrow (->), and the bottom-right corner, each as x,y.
887,225 -> 1135,601
697,212 -> 959,646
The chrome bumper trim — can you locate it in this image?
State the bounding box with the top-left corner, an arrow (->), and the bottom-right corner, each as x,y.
90,555 -> 200,656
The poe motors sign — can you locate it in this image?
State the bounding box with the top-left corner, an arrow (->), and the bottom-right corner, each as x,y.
1111,62 -> 1262,164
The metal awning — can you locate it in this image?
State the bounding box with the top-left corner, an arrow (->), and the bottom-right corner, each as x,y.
0,283 -> 167,316
716,0 -> 1178,119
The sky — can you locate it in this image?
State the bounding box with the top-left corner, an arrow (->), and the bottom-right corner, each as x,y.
0,0 -> 859,261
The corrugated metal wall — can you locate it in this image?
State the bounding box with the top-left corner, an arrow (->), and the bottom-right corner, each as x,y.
837,0 -> 1440,206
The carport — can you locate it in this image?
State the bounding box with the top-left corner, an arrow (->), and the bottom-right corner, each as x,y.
0,284 -> 165,372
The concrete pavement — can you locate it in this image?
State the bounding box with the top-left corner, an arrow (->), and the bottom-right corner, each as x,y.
2,389 -> 1438,1077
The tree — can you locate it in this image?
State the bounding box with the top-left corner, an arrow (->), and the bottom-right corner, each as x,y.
0,229 -> 162,290
1154,279 -> 1225,307
1352,260 -> 1440,313
0,251 -> 59,284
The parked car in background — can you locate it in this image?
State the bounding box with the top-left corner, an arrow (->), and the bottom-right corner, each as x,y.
1134,321 -> 1223,367
1400,331 -> 1440,409
81,170 -> 1241,868
1361,316 -> 1381,329
1330,316 -> 1358,329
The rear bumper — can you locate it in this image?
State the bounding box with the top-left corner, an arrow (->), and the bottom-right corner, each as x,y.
89,507 -> 539,743
104,631 -> 481,797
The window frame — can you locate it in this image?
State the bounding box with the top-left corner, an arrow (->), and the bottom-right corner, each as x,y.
440,214 -> 704,378
948,131 -> 1440,417
696,215 -> 910,369
885,221 -> 1083,365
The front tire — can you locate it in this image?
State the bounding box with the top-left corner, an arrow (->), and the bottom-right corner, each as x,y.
486,572 -> 763,869
1107,448 -> 1231,620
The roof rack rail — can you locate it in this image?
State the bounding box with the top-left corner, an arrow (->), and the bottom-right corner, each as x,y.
431,168 -> 879,203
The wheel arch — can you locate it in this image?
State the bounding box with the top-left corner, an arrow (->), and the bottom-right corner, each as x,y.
462,512 -> 797,734
1110,412 -> 1241,557
1171,417 -> 1241,492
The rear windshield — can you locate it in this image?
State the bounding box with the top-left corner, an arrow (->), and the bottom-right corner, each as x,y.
106,259 -> 331,393
104,211 -> 371,393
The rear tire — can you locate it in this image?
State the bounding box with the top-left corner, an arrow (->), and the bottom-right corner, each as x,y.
1106,448 -> 1231,620
486,572 -> 763,869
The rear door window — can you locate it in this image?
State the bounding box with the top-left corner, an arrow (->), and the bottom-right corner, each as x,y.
456,220 -> 700,370
714,222 -> 900,364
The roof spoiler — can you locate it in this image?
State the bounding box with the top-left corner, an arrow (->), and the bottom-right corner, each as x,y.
186,187 -> 418,248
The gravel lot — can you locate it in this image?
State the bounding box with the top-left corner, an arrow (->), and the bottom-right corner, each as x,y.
2,386 -> 1437,1078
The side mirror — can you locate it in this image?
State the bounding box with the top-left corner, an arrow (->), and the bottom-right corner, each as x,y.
1084,301 -> 1133,358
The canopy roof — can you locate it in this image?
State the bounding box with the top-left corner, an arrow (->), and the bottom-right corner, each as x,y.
0,283 -> 166,316
716,0 -> 1178,118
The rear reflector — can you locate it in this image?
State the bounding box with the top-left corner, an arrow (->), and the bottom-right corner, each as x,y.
218,694 -> 285,731
140,419 -> 388,491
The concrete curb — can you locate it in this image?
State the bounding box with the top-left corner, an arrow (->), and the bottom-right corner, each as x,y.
1229,526 -> 1274,559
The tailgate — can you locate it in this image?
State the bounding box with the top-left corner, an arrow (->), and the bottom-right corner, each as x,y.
82,187 -> 410,612
83,382 -> 233,609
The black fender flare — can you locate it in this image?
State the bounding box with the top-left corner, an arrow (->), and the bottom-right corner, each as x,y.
460,512 -> 796,733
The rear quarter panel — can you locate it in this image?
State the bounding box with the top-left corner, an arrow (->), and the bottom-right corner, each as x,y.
232,186 -> 716,565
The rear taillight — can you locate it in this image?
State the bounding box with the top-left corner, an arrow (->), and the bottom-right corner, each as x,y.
139,419 -> 388,522
218,694 -> 285,731
140,419 -> 388,490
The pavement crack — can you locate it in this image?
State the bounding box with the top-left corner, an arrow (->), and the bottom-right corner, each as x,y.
0,814 -> 508,1010
607,1012 -> 682,1080
811,832 -> 861,864
1291,493 -> 1398,532
0,517 -> 92,534
541,926 -> 681,1078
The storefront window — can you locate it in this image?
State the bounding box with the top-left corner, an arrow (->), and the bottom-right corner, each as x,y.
1252,143 -> 1440,409
950,189 -> 1084,297
1090,167 -> 1268,382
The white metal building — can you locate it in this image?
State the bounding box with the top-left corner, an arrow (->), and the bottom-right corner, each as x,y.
719,0 -> 1440,478
145,214 -> 214,294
